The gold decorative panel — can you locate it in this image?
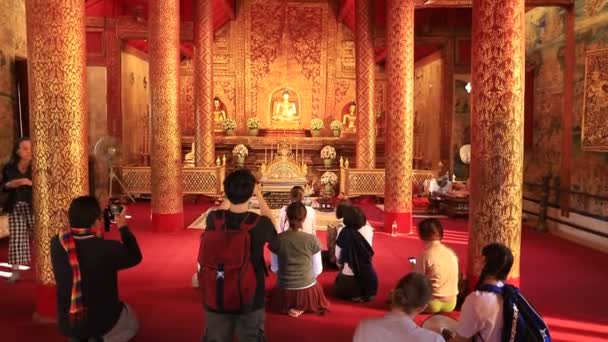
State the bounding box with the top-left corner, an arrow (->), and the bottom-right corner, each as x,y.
339,166 -> 438,198
121,166 -> 225,196
581,48 -> 608,152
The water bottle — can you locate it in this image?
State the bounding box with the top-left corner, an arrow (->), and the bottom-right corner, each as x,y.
391,221 -> 398,237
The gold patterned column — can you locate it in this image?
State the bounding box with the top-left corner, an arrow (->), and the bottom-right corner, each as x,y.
194,0 -> 215,166
149,0 -> 184,231
384,0 -> 414,234
468,0 -> 525,288
26,0 -> 89,319
355,0 -> 376,169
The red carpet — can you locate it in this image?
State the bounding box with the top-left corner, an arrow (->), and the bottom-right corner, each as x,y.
1,201 -> 608,342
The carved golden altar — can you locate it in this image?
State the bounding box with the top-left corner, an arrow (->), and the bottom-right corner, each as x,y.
259,139 -> 308,192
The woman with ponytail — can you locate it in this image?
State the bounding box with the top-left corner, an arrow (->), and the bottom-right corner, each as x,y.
269,202 -> 329,317
354,272 -> 443,342
443,243 -> 514,342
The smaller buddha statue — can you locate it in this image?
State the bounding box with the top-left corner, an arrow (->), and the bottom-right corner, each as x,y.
342,102 -> 356,132
184,142 -> 195,167
213,96 -> 227,131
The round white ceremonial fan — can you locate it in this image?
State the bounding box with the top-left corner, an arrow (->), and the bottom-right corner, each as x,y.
94,136 -> 134,202
459,144 -> 471,164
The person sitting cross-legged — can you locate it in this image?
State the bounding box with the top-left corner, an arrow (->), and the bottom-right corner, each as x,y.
51,196 -> 142,342
269,202 -> 329,318
413,218 -> 459,313
353,272 -> 444,342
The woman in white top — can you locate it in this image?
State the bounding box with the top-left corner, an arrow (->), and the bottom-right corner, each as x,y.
354,272 -> 443,342
278,186 -> 316,235
333,206 -> 377,302
442,243 -> 513,342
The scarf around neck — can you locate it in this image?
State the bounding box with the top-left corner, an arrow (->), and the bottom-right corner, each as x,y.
58,226 -> 104,324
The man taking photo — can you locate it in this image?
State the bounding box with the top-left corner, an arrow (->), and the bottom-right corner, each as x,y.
51,196 -> 142,341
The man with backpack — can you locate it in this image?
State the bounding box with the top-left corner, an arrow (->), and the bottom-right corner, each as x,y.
198,169 -> 277,342
442,243 -> 551,342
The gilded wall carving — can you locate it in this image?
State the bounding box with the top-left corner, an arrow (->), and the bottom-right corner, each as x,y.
26,0 -> 89,284
582,49 -> 608,151
413,57 -> 443,169
286,6 -> 323,116
248,1 -> 285,119
180,65 -> 195,136
121,49 -> 150,165
469,0 -> 525,280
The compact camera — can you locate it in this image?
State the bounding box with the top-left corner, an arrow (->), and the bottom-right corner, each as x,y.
103,198 -> 124,231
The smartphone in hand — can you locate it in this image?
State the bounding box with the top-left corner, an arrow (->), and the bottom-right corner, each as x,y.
408,257 -> 417,266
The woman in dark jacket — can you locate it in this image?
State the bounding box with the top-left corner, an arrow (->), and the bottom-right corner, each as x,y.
333,206 -> 378,302
2,137 -> 33,282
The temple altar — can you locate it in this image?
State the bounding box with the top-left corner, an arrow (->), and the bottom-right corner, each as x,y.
258,139 -> 308,192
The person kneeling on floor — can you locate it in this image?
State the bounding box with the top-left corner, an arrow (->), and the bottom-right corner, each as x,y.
269,202 -> 330,317
51,196 -> 142,342
333,206 -> 378,302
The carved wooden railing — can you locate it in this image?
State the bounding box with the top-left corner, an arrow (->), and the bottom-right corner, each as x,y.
339,164 -> 439,197
120,164 -> 226,197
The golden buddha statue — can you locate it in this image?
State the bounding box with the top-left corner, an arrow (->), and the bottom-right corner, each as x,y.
342,102 -> 356,132
213,96 -> 227,131
272,89 -> 299,123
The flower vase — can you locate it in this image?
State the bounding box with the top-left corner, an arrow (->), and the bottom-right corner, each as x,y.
324,183 -> 335,198
235,156 -> 245,167
323,159 -> 332,168
226,129 -> 235,136
248,129 -> 259,136
311,130 -> 321,137
332,130 -> 341,137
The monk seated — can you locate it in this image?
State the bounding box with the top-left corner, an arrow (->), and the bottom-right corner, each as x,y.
446,181 -> 469,198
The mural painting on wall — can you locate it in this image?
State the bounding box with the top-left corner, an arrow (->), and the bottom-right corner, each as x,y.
581,48 -> 608,151
452,75 -> 470,179
524,5 -> 608,217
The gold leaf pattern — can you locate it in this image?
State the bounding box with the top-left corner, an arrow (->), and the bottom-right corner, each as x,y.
468,0 -> 525,279
355,0 -> 376,169
148,0 -> 184,215
26,0 -> 90,284
385,0 -> 415,214
194,0 -> 216,166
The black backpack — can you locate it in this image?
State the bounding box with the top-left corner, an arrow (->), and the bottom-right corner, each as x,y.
479,284 -> 551,342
